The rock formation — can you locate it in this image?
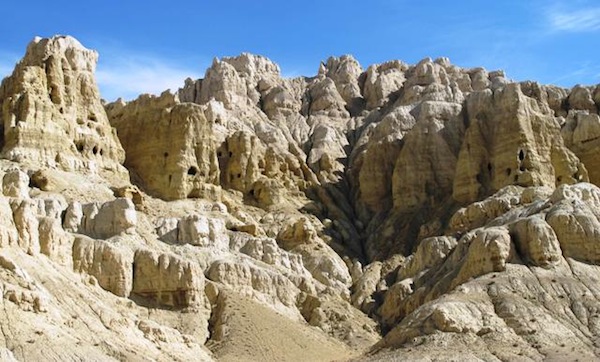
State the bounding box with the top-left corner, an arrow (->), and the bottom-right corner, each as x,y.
0,35 -> 600,361
0,36 -> 126,176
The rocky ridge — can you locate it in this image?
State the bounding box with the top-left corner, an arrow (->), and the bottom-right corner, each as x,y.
0,35 -> 599,360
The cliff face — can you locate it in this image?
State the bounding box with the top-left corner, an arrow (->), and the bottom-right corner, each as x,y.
0,36 -> 126,176
0,35 -> 600,361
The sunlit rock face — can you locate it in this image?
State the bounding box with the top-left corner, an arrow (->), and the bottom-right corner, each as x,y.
0,34 -> 600,361
0,36 -> 126,175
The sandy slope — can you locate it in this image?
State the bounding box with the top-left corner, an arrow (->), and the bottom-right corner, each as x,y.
208,291 -> 358,362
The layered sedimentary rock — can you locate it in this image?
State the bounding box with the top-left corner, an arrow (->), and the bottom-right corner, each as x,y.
0,36 -> 126,175
2,35 -> 600,361
106,93 -> 221,200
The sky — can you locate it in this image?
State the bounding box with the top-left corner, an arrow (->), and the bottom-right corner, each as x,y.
1,0 -> 599,101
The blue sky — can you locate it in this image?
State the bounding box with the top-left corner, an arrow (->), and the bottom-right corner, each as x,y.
1,0 -> 599,101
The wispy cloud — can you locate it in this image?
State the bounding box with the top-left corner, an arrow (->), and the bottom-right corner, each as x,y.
548,61 -> 600,86
1,46 -> 204,102
546,5 -> 600,32
96,52 -> 205,101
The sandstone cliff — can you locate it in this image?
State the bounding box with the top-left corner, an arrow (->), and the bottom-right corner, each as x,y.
0,35 -> 599,361
0,36 -> 126,177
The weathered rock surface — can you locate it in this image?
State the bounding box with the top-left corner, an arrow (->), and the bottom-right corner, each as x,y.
2,35 -> 600,361
0,36 -> 126,175
72,235 -> 133,297
132,249 -> 206,308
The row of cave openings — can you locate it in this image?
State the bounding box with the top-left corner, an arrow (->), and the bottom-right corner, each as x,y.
74,141 -> 104,157
169,142 -> 266,193
475,149 -> 527,185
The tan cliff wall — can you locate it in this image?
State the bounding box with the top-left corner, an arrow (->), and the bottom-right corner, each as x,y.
1,35 -> 600,361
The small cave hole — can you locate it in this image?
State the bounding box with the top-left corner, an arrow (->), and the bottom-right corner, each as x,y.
217,151 -> 222,157
487,162 -> 492,175
228,151 -> 233,157
99,149 -> 104,156
514,174 -> 519,182
163,152 -> 169,158
237,173 -> 242,179
187,166 -> 198,176
89,113 -> 97,122
557,176 -> 562,183
249,189 -> 255,197
518,149 -> 525,161
92,146 -> 98,155
76,143 -> 84,153
506,168 -> 511,176
215,117 -> 221,125
59,107 -> 64,114
475,173 -> 483,183
519,165 -> 526,172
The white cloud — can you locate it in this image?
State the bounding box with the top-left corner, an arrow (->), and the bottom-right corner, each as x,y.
96,54 -> 204,102
547,6 -> 600,32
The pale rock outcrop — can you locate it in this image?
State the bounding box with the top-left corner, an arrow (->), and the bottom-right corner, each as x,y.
10,198 -> 40,255
0,36 -> 126,174
6,35 -> 600,361
397,236 -> 457,280
363,60 -> 407,109
72,235 -> 133,297
38,216 -> 73,265
307,78 -> 350,118
276,216 -> 353,298
322,55 -> 364,113
155,214 -> 229,250
546,183 -> 600,263
229,233 -> 308,277
276,217 -> 319,250
391,101 -> 465,211
568,85 -> 597,112
561,111 -> 600,184
448,185 -> 524,234
106,92 -> 220,200
221,130 -> 264,192
355,106 -> 414,212
64,198 -> 136,238
510,216 -> 562,267
207,258 -> 301,315
199,53 -> 280,108
453,83 -> 587,204
2,168 -> 29,198
371,182 -> 600,358
132,249 -> 206,308
452,227 -> 516,287
0,196 -> 18,248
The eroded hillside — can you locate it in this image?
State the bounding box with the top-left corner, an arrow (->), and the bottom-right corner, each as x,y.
0,35 -> 599,361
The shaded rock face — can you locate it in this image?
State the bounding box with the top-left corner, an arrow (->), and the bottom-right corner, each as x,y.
4,35 -> 600,361
0,36 -> 126,175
